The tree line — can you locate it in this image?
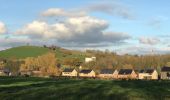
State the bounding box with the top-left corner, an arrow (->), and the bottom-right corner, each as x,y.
1,49 -> 170,76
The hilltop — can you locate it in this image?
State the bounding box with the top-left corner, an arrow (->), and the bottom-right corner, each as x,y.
0,46 -> 50,59
0,46 -> 87,61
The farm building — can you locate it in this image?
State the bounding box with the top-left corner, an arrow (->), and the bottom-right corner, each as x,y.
117,69 -> 137,79
62,68 -> 78,77
79,69 -> 96,77
138,69 -> 158,80
99,69 -> 118,79
85,57 -> 96,63
161,66 -> 170,79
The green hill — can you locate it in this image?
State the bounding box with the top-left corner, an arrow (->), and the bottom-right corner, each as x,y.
0,46 -> 87,61
0,46 -> 50,59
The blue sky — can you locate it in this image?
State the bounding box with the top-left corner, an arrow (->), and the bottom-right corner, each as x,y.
0,0 -> 170,54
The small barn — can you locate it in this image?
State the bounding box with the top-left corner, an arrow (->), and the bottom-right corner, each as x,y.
62,68 -> 78,77
161,66 -> 170,80
138,69 -> 158,80
99,69 -> 118,79
118,69 -> 137,79
79,69 -> 96,77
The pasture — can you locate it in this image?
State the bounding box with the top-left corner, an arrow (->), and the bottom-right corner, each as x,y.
0,77 -> 170,100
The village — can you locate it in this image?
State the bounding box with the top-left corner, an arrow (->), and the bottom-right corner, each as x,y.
0,56 -> 170,80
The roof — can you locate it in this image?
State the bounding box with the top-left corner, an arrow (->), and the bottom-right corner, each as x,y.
139,69 -> 154,74
100,69 -> 114,74
118,69 -> 133,75
161,66 -> 170,72
63,68 -> 75,72
80,70 -> 92,74
0,68 -> 10,73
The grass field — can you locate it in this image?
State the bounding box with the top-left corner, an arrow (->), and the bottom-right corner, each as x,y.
0,46 -> 49,59
0,46 -> 86,61
0,77 -> 170,100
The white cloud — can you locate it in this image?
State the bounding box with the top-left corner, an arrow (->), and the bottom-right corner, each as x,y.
41,2 -> 134,19
41,8 -> 86,17
15,21 -> 49,38
139,37 -> 160,45
0,21 -> 7,34
116,45 -> 170,55
84,3 -> 134,19
0,36 -> 31,50
15,16 -> 130,47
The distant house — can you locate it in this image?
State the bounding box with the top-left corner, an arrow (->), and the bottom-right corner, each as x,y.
79,69 -> 96,77
62,68 -> 78,77
161,66 -> 170,79
99,69 -> 118,79
85,57 -> 96,63
118,69 -> 137,79
20,70 -> 32,76
138,69 -> 158,80
0,68 -> 10,76
0,69 -> 5,76
32,70 -> 42,77
0,69 -> 10,76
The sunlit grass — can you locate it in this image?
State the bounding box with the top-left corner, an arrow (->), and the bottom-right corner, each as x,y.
0,77 -> 170,100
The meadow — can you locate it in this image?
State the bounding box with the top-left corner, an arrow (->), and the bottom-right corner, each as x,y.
0,46 -> 86,61
0,77 -> 170,100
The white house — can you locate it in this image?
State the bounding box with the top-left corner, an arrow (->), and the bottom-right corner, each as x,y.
62,68 -> 78,77
99,69 -> 118,79
138,69 -> 158,80
79,69 -> 96,77
85,57 -> 96,63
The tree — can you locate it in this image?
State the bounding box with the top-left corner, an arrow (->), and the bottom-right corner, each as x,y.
5,60 -> 22,76
36,52 -> 59,75
20,52 -> 60,76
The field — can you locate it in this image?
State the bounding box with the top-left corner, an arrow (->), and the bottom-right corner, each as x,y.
0,46 -> 86,61
0,46 -> 50,59
0,77 -> 170,100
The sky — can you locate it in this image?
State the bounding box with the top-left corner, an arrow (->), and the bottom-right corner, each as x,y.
0,0 -> 170,55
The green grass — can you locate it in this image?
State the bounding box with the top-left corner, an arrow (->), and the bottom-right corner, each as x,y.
0,46 -> 49,59
0,77 -> 170,100
0,46 -> 86,61
55,48 -> 86,62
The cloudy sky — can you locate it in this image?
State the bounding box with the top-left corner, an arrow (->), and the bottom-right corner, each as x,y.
0,0 -> 170,55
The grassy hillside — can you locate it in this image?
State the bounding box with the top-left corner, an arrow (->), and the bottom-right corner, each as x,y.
0,46 -> 50,59
0,77 -> 170,100
55,48 -> 86,62
0,46 -> 87,61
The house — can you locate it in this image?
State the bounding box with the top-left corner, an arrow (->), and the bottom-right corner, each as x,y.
20,70 -> 32,76
117,69 -> 137,79
79,69 -> 96,77
0,69 -> 5,76
161,66 -> 170,79
0,68 -> 10,76
99,69 -> 118,79
85,57 -> 96,63
138,69 -> 158,80
62,68 -> 78,77
32,70 -> 42,77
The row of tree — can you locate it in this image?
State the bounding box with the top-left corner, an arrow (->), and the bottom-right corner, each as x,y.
83,50 -> 170,72
1,49 -> 170,76
0,53 -> 60,76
